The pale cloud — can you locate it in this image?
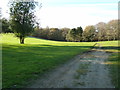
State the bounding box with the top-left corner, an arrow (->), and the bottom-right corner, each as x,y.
0,0 -> 9,18
0,0 -> 118,29
36,3 -> 117,29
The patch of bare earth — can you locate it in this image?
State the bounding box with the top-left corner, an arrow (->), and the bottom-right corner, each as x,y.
27,48 -> 114,88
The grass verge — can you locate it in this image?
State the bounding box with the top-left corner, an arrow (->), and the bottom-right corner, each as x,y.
107,52 -> 120,88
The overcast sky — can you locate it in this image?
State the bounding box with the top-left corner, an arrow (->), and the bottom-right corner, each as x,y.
0,0 -> 118,29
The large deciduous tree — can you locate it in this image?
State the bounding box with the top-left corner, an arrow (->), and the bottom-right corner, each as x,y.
66,28 -> 76,41
82,25 -> 96,42
106,20 -> 118,41
95,22 -> 107,41
76,26 -> 83,41
66,26 -> 83,42
9,1 -> 38,44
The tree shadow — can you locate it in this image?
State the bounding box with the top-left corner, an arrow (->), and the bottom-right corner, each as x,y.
2,43 -> 120,88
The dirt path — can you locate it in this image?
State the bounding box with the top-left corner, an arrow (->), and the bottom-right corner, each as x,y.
27,48 -> 114,88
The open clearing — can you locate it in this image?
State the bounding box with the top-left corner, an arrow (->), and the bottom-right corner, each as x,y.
1,34 -> 119,88
28,47 -> 114,88
1,34 -> 93,88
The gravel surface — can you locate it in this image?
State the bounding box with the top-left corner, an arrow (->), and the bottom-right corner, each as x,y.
27,48 -> 114,88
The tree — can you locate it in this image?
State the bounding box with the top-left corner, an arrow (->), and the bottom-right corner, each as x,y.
66,26 -> 83,42
0,18 -> 12,33
82,25 -> 96,42
95,22 -> 107,41
32,25 -> 41,38
48,28 -> 62,40
76,26 -> 83,41
61,28 -> 70,41
66,28 -> 76,41
118,20 -> 120,40
9,1 -> 38,44
106,20 -> 118,41
40,27 -> 50,39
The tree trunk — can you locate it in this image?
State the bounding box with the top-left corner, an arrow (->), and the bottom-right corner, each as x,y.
20,37 -> 24,44
113,36 -> 115,41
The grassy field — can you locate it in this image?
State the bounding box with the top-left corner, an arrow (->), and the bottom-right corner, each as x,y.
1,33 -> 119,88
2,33 -> 95,88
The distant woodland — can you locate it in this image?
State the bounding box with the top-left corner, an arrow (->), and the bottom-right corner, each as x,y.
1,19 -> 119,42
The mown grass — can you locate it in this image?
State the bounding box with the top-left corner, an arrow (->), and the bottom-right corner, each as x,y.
1,33 -> 95,88
1,33 -> 119,88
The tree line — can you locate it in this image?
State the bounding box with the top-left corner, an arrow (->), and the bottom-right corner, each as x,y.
32,19 -> 119,42
1,18 -> 119,42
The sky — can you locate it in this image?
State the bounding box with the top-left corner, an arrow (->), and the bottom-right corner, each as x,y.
0,0 -> 119,29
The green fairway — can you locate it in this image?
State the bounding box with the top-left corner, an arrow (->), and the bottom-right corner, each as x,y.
1,33 -> 119,88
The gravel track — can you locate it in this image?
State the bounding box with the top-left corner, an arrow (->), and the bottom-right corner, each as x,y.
27,48 -> 114,88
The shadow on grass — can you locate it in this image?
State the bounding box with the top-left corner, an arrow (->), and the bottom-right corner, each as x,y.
101,46 -> 120,50
3,44 -> 119,88
2,44 -> 92,88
